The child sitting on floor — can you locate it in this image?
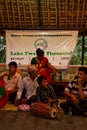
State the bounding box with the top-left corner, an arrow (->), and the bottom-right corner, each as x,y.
35,75 -> 63,119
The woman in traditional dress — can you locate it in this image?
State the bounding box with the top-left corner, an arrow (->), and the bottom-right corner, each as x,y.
31,48 -> 59,83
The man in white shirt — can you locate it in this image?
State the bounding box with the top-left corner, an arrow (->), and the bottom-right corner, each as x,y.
15,65 -> 39,106
0,61 -> 22,103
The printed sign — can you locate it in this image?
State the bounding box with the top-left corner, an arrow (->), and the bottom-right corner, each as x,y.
6,30 -> 78,69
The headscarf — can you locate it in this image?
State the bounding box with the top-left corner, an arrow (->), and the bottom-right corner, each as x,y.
27,65 -> 38,72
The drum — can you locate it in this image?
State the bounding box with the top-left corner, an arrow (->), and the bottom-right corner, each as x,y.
30,102 -> 57,119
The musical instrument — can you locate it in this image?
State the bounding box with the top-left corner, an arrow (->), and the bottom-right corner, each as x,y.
30,102 -> 57,119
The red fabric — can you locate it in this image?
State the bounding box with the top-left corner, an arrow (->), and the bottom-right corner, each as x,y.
0,79 -> 6,97
0,80 -> 9,109
39,69 -> 51,83
32,57 -> 52,83
0,79 -> 4,88
0,91 -> 9,109
38,57 -> 51,83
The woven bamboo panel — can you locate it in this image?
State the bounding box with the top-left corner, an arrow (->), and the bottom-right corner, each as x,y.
0,0 -> 87,35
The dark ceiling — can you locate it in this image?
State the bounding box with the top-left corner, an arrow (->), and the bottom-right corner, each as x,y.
0,0 -> 87,36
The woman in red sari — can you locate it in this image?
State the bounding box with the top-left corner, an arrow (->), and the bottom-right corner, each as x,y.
31,48 -> 59,83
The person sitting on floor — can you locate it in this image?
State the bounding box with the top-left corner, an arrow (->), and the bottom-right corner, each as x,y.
15,65 -> 39,106
0,61 -> 22,103
60,67 -> 87,117
35,75 -> 63,119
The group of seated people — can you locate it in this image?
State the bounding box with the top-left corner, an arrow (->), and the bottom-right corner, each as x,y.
0,61 -> 62,119
0,60 -> 87,119
1,47 -> 87,119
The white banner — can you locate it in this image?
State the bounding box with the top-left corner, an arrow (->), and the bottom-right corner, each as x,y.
6,30 -> 78,69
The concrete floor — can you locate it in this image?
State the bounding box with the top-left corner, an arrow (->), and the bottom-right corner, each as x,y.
0,110 -> 87,130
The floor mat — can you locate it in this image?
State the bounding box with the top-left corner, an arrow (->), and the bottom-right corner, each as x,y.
0,99 -> 66,111
0,102 -> 18,110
